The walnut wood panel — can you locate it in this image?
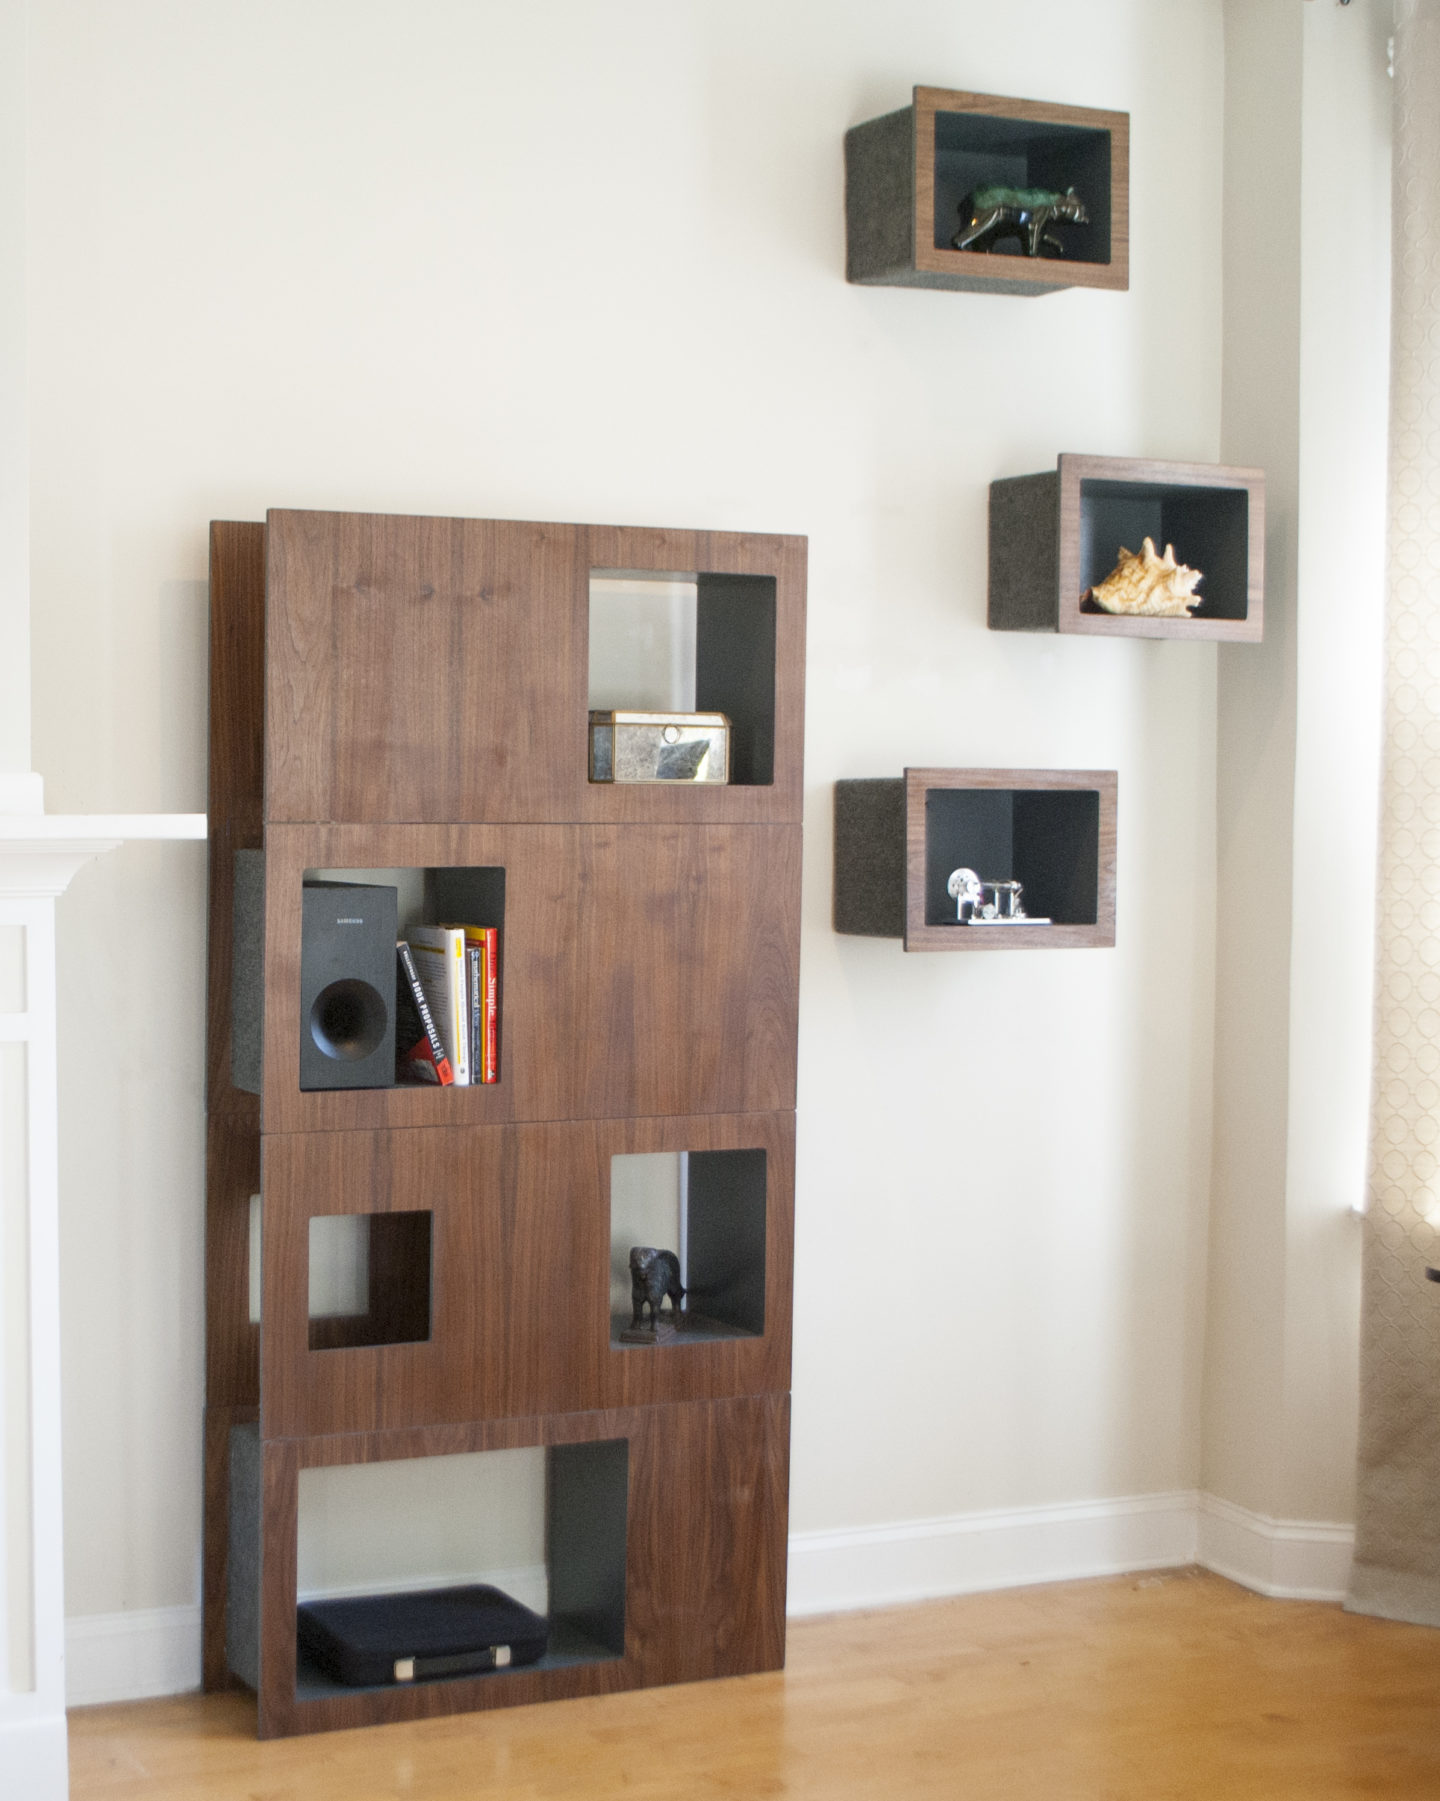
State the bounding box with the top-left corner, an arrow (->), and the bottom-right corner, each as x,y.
262,510 -> 805,827
903,768 -> 1117,951
260,1112 -> 793,1438
205,1118 -> 260,1408
253,1395 -> 790,1738
1055,455 -> 1265,641
206,522 -> 266,1118
257,823 -> 800,1132
913,88 -> 1129,294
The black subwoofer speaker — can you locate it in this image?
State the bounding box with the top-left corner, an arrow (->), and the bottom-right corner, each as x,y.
300,881 -> 398,1091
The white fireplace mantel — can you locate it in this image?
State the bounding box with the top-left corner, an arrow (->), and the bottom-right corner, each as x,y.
0,796 -> 206,1798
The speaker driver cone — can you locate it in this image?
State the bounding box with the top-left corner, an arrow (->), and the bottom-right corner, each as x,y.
310,978 -> 388,1061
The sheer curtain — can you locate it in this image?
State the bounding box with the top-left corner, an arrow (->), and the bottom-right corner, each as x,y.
1349,0 -> 1440,1627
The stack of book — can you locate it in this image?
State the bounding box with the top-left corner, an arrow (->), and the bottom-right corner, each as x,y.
395,925 -> 499,1087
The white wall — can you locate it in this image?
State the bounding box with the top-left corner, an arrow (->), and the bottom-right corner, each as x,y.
10,0 -> 1374,1674
0,0 -> 29,775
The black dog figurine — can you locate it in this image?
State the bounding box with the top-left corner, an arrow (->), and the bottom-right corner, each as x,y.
629,1246 -> 685,1329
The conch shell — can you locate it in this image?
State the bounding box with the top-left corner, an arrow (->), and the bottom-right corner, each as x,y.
1088,537 -> 1203,618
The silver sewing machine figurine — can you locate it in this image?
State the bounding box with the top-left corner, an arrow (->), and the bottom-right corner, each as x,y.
945,867 -> 1051,927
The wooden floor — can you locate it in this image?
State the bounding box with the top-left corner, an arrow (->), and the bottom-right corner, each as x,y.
68,1569 -> 1440,1800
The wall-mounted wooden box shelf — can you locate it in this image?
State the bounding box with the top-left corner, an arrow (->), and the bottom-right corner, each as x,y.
989,455 -> 1265,640
845,87 -> 1128,296
834,769 -> 1117,951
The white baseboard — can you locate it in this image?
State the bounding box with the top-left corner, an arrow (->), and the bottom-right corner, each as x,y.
60,1495 -> 1357,1707
0,1713 -> 70,1797
65,1604 -> 201,1708
1196,1493 -> 1354,1600
786,1490 -> 1201,1616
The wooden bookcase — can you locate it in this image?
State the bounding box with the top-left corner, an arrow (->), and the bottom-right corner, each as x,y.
989,455 -> 1265,640
845,87 -> 1129,296
833,768 -> 1116,951
204,510 -> 805,1737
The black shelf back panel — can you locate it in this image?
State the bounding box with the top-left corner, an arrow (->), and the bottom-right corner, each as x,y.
924,790 -> 1015,925
695,574 -> 777,786
686,1150 -> 767,1338
547,1439 -> 629,1656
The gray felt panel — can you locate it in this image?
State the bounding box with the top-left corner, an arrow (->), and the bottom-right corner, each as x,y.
227,1422 -> 262,1692
844,108 -> 915,285
832,780 -> 905,938
231,850 -> 265,1096
988,472 -> 1061,632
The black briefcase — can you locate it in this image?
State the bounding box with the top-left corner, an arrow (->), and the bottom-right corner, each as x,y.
296,1584 -> 549,1686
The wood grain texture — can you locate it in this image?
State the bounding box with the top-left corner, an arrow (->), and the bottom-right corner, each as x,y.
257,823 -> 800,1132
832,779 -> 906,937
1055,454 -> 1265,641
206,522 -> 266,1117
259,1112 -> 793,1438
207,508 -> 802,1741
74,1570 -> 1440,1801
263,511 -> 805,827
903,768 -> 1117,951
912,87 -> 1128,295
251,1395 -> 789,1738
204,1119 -> 260,1409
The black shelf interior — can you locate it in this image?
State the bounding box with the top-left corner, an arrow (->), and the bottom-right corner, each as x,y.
923,788 -> 1101,928
1077,478 -> 1251,621
932,110 -> 1112,263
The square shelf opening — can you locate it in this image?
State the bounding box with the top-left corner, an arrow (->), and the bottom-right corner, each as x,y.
924,788 -> 1101,928
243,1200 -> 434,1347
609,1149 -> 767,1347
931,110 -> 1112,263
1078,478 -> 1252,622
587,570 -> 777,786
227,1431 -> 628,1700
307,1211 -> 433,1351
298,865 -> 505,1091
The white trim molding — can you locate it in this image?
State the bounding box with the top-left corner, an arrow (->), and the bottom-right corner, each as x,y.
1196,1493 -> 1354,1601
65,1607 -> 202,1710
62,1492 -> 1357,1707
787,1491 -> 1201,1617
0,795 -> 205,1795
787,1490 -> 1355,1619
